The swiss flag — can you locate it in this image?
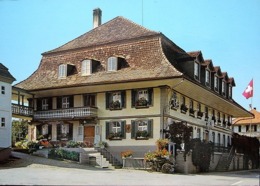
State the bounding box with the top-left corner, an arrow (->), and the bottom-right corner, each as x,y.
242,79 -> 253,99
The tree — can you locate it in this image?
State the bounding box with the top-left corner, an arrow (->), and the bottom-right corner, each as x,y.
12,119 -> 29,145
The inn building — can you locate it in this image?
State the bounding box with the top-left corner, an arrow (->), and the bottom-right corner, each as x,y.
13,9 -> 252,159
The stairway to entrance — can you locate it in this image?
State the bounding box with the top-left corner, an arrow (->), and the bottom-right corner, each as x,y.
215,147 -> 235,171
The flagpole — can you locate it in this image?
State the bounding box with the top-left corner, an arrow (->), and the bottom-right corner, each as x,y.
250,78 -> 253,137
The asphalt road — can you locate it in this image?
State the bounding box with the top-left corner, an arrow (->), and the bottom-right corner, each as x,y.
0,152 -> 259,186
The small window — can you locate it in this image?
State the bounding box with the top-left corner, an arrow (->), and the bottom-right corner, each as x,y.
212,132 -> 215,144
78,125 -> 83,135
205,106 -> 209,120
1,86 -> 5,94
228,85 -> 232,99
62,97 -> 70,108
222,80 -> 226,96
57,96 -> 73,109
131,119 -> 153,139
82,60 -> 92,76
238,125 -> 241,132
214,75 -> 219,92
197,128 -> 201,139
106,91 -> 126,110
194,62 -> 200,80
42,99 -> 49,110
1,118 -> 5,127
58,64 -> 67,78
132,88 -> 153,108
42,124 -> 49,135
205,70 -> 211,87
170,92 -> 179,109
83,94 -> 96,107
106,121 -> 126,139
107,57 -> 118,71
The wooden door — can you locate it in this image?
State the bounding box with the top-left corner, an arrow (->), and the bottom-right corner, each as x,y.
84,126 -> 95,147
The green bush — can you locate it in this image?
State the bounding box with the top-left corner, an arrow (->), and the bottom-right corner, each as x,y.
66,140 -> 80,148
15,140 -> 29,149
48,148 -> 79,161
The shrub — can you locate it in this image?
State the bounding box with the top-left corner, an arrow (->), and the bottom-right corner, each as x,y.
48,148 -> 79,161
66,140 -> 80,148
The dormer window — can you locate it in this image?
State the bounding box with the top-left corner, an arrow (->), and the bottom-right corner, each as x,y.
214,75 -> 219,92
228,85 -> 232,99
58,64 -> 67,78
205,70 -> 211,87
108,57 -> 118,71
222,80 -> 226,96
82,59 -> 92,76
58,64 -> 75,79
194,62 -> 200,81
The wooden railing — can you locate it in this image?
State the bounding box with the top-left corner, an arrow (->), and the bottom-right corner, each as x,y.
12,104 -> 33,117
34,107 -> 97,120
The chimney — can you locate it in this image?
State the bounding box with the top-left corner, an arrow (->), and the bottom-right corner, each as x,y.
93,8 -> 102,28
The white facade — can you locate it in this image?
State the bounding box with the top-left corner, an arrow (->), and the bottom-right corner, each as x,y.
0,81 -> 13,147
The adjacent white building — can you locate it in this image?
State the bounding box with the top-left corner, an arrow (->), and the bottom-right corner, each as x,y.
0,63 -> 16,150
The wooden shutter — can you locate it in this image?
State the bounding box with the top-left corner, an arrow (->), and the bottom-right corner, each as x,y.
48,98 -> 53,110
121,121 -> 126,139
105,93 -> 110,109
131,90 -> 136,107
105,122 -> 110,139
57,97 -> 62,109
131,120 -> 136,139
37,99 -> 42,111
48,125 -> 52,136
148,88 -> 153,106
57,124 -> 61,140
69,123 -> 73,140
69,96 -> 74,108
36,125 -> 42,135
148,119 -> 153,138
121,91 -> 126,108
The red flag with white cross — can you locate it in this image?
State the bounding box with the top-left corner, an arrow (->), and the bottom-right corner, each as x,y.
242,79 -> 253,99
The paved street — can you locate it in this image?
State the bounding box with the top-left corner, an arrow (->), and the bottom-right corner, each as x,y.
0,152 -> 259,186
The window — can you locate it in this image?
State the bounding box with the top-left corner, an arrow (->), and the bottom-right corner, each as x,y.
194,62 -> 200,80
106,91 -> 125,110
132,88 -> 153,108
58,64 -> 67,78
228,85 -> 232,99
214,75 -> 219,92
189,99 -> 194,115
170,92 -> 179,109
57,96 -> 73,109
238,125 -> 241,132
205,106 -> 209,120
1,86 -> 5,94
106,121 -> 126,139
217,133 -> 221,145
42,99 -> 49,110
205,70 -> 211,87
197,128 -> 201,139
212,132 -> 215,144
223,134 -> 226,147
42,124 -> 49,135
131,119 -> 153,139
83,94 -> 96,107
57,123 -> 73,140
222,80 -> 226,96
217,112 -> 221,123
1,118 -> 5,127
78,125 -> 83,135
82,59 -> 92,76
107,57 -> 118,71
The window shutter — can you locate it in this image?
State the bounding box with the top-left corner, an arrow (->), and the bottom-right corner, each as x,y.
48,98 -> 53,110
121,91 -> 126,108
105,122 -> 110,139
105,93 -> 110,109
36,125 -> 42,135
48,125 -> 52,136
131,120 -> 136,139
37,99 -> 42,111
148,119 -> 153,138
69,96 -> 74,108
121,121 -> 126,139
69,123 -> 73,140
57,97 -> 62,109
57,124 -> 61,140
148,88 -> 153,105
131,90 -> 136,107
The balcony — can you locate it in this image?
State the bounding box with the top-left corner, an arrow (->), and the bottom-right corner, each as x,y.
34,107 -> 98,120
12,104 -> 33,119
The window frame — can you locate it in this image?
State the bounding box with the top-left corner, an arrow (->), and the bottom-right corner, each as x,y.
83,94 -> 96,107
131,119 -> 153,139
106,120 -> 126,140
194,61 -> 200,81
106,91 -> 126,110
228,85 -> 232,99
82,59 -> 92,76
1,86 -> 5,95
107,57 -> 118,72
1,117 -> 5,127
42,98 -> 49,110
214,75 -> 219,92
132,88 -> 153,108
222,80 -> 226,96
58,64 -> 67,79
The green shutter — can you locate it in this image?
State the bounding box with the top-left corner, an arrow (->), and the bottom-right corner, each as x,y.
48,98 -> 53,110
148,88 -> 153,106
105,93 -> 110,109
121,121 -> 126,139
131,90 -> 136,107
57,97 -> 62,109
131,120 -> 136,139
105,122 -> 110,139
37,99 -> 41,111
148,119 -> 153,138
69,96 -> 74,108
121,91 -> 126,108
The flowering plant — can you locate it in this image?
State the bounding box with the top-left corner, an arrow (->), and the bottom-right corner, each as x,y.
156,139 -> 169,150
121,150 -> 133,158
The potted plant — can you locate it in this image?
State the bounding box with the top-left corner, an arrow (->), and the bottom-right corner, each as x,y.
108,132 -> 122,140
136,130 -> 149,139
180,104 -> 188,113
109,100 -> 121,110
135,97 -> 148,107
121,150 -> 133,158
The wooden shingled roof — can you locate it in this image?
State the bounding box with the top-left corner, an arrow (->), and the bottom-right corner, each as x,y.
0,63 -> 16,83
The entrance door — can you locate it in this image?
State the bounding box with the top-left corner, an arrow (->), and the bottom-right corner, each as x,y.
84,126 -> 95,147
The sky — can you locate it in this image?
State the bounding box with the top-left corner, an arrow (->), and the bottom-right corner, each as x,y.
0,0 -> 260,112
